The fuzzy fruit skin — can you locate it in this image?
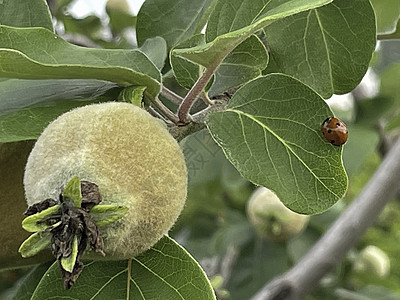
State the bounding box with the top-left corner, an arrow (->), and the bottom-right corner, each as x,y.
247,187 -> 309,242
353,245 -> 390,277
24,102 -> 187,258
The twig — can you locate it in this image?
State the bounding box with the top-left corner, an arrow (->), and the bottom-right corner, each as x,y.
220,245 -> 239,288
251,136 -> 400,300
161,86 -> 184,104
377,33 -> 400,40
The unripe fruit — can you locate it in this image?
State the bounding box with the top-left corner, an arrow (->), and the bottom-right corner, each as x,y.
24,102 -> 187,258
247,187 -> 309,242
353,245 -> 390,277
106,0 -> 130,12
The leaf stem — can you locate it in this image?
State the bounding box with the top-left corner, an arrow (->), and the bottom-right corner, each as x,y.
161,86 -> 184,104
177,61 -> 219,124
201,90 -> 215,106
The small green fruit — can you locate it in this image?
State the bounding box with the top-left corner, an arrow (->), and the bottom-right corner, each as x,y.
353,245 -> 390,277
24,102 -> 187,258
106,0 -> 130,12
247,187 -> 309,242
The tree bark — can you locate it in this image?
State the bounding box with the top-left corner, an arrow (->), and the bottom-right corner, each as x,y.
251,136 -> 400,300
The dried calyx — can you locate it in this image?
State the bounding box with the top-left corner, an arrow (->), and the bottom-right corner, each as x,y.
19,177 -> 127,289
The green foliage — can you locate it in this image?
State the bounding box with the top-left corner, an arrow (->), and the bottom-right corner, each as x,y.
0,26 -> 161,96
173,0 -> 332,68
206,74 -> 347,214
139,37 -> 168,70
370,0 -> 400,34
136,0 -> 213,49
13,236 -> 216,300
208,35 -> 269,96
2,0 -> 398,298
19,232 -> 52,258
21,206 -> 61,233
264,0 -> 376,98
0,79 -> 120,143
342,127 -> 380,177
62,177 -> 82,208
60,236 -> 78,273
118,86 -> 147,106
90,205 -> 129,227
0,0 -> 53,31
171,34 -> 205,89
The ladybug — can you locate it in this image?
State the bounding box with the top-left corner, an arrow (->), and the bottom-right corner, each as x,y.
321,117 -> 348,146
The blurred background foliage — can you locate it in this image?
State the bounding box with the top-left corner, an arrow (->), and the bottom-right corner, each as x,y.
1,0 -> 400,299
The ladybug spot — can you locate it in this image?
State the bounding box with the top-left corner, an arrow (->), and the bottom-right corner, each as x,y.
330,140 -> 335,144
327,129 -> 332,133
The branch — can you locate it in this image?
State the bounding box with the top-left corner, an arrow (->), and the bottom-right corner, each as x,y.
251,136 -> 400,300
169,98 -> 228,142
377,33 -> 400,40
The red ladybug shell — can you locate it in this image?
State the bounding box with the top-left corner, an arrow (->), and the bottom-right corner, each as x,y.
321,117 -> 348,146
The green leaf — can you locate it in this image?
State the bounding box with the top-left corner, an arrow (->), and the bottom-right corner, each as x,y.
335,286 -> 400,300
206,74 -> 348,214
370,0 -> 400,34
0,26 -> 161,97
355,96 -> 396,126
0,79 -> 120,143
0,0 -> 53,31
61,236 -> 78,273
27,236 -> 216,299
118,86 -> 147,106
12,263 -> 52,300
205,0 -> 321,41
0,79 -> 118,115
172,0 -> 332,68
208,35 -> 268,97
171,34 -> 205,90
22,205 -> 61,233
139,37 -> 168,70
0,141 -> 53,270
62,177 -> 82,208
380,63 -> 400,102
342,126 -> 379,178
0,100 -> 109,143
18,231 -> 52,258
90,205 -> 128,227
136,0 -> 213,50
264,0 -> 376,98
227,239 -> 288,300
